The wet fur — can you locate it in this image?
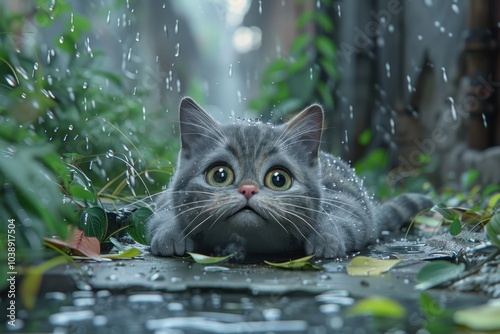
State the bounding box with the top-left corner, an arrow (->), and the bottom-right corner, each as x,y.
147,98 -> 432,258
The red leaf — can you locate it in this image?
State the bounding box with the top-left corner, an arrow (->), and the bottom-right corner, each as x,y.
45,227 -> 101,261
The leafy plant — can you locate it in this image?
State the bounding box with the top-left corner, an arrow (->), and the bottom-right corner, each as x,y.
249,0 -> 336,118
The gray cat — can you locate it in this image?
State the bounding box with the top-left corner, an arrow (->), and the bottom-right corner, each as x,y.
147,97 -> 432,259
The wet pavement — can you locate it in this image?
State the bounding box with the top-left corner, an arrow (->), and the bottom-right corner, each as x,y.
3,232 -> 496,333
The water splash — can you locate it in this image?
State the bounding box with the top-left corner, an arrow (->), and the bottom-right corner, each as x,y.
448,97 -> 457,121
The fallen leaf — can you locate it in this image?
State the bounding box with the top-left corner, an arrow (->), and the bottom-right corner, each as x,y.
264,254 -> 323,270
453,301 -> 500,331
347,296 -> 406,319
101,247 -> 142,259
415,261 -> 466,290
187,252 -> 233,264
45,227 -> 101,261
20,256 -> 69,310
347,256 -> 402,276
486,214 -> 500,249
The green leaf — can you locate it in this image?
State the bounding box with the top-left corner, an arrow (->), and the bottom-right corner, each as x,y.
101,247 -> 142,260
486,214 -> 500,248
460,169 -> 479,190
79,207 -> 107,241
347,296 -> 406,319
449,218 -> 462,236
314,12 -> 334,33
431,202 -> 458,221
264,254 -> 323,270
453,301 -> 500,331
290,34 -> 309,54
315,36 -> 336,59
415,261 -> 466,290
296,11 -> 314,29
358,129 -> 372,146
126,207 -> 152,245
187,252 -> 233,264
347,256 -> 403,276
488,193 -> 500,209
419,292 -> 443,317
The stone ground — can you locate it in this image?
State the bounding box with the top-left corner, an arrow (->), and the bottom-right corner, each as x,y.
2,231 -> 497,334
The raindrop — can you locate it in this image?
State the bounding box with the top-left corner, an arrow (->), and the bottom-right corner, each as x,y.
135,32 -> 140,42
68,124 -> 74,131
5,74 -> 17,87
163,24 -> 168,37
441,67 -> 448,82
59,36 -> 64,44
434,21 -> 441,27
82,82 -> 88,89
142,105 -> 146,120
106,11 -> 111,24
176,79 -> 181,92
46,74 -> 53,85
47,110 -> 55,119
316,0 -> 321,9
337,4 -> 341,17
174,43 -> 180,57
67,87 -> 75,101
258,0 -> 262,14
128,294 -> 163,303
406,75 -> 412,92
388,24 -> 394,33
385,62 -> 391,78
127,47 -> 132,61
106,150 -> 114,158
482,113 -> 488,128
390,118 -> 395,135
309,67 -> 313,80
174,19 -> 179,34
149,273 -> 165,281
228,63 -> 233,77
452,3 -> 459,14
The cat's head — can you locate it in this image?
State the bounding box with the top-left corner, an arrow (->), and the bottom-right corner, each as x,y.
169,97 -> 324,256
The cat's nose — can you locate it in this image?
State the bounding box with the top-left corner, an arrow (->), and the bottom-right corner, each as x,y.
239,184 -> 259,199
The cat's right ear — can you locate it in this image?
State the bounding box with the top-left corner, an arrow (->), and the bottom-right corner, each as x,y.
179,97 -> 222,157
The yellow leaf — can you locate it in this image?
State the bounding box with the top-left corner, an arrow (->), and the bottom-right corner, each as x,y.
101,247 -> 142,259
453,301 -> 500,331
347,296 -> 406,318
347,256 -> 403,276
20,256 -> 69,310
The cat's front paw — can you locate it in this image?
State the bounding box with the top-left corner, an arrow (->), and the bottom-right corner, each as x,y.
305,233 -> 346,259
149,229 -> 194,257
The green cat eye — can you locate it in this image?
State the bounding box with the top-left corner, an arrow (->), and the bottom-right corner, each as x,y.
205,165 -> 235,187
265,168 -> 292,191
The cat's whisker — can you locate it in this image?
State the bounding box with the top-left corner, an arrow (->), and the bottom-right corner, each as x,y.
278,207 -> 325,241
208,207 -> 232,229
182,214 -> 214,241
273,211 -> 312,246
278,195 -> 362,218
267,211 -> 290,235
280,201 -> 361,220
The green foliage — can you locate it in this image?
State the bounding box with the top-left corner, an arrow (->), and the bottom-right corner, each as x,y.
249,0 -> 336,118
0,0 -> 175,278
415,261 -> 466,290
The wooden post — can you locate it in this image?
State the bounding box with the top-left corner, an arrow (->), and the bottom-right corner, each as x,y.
462,0 -> 497,150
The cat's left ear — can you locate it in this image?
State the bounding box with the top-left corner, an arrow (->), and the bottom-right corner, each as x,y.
283,104 -> 323,159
